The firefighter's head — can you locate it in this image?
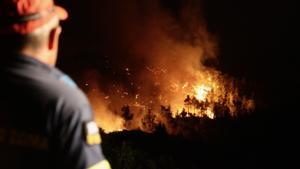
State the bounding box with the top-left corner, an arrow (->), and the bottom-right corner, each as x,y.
0,0 -> 68,66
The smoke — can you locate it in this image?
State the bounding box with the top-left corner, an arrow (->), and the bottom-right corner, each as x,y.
83,70 -> 124,133
82,0 -> 254,134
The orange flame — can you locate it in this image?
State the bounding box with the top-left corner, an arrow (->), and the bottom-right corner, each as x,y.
194,85 -> 211,101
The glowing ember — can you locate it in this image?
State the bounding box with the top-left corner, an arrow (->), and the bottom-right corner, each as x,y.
87,67 -> 255,134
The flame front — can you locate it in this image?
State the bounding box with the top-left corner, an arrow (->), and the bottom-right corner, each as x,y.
87,67 -> 255,134
159,69 -> 254,120
85,51 -> 256,133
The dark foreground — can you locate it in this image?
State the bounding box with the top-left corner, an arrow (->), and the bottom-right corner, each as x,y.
100,109 -> 294,169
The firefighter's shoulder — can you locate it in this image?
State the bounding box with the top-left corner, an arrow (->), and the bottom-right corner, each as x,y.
48,74 -> 92,120
30,67 -> 93,120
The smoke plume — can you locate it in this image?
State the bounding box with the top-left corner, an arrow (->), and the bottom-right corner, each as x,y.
82,0 -> 254,134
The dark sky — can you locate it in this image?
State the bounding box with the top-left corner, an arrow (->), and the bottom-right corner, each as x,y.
55,0 -> 298,112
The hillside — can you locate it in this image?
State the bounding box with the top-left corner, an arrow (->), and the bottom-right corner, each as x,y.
100,110 -> 285,169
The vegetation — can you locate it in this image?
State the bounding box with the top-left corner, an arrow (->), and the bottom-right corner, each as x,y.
101,109 -> 279,169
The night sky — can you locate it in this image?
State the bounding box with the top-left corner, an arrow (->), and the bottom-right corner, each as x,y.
55,0 -> 298,115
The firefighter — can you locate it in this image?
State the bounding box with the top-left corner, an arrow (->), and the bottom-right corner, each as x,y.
0,0 -> 111,169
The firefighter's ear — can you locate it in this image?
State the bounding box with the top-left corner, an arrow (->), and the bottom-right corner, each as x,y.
48,26 -> 62,51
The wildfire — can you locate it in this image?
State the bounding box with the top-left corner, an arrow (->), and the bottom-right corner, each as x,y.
193,85 -> 211,101
86,65 -> 255,134
84,0 -> 255,134
157,67 -> 254,120
86,66 -> 256,134
205,108 -> 215,119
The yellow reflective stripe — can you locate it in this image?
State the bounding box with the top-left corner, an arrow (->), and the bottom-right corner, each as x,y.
86,133 -> 101,145
88,160 -> 111,169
